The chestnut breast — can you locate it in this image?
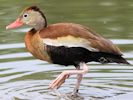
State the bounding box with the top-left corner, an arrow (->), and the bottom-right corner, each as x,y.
24,29 -> 51,62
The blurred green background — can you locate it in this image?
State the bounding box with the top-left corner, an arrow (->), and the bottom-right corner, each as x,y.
1,0 -> 133,43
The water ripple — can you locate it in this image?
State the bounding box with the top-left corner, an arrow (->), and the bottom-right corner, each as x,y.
0,38 -> 132,100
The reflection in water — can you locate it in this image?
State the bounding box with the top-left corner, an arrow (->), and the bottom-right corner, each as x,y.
0,0 -> 133,99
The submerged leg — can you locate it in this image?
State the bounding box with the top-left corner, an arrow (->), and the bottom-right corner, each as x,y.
49,63 -> 88,91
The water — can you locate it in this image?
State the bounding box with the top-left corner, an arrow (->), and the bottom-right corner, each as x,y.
0,0 -> 133,100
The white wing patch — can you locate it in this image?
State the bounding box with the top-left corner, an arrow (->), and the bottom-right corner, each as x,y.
43,35 -> 99,52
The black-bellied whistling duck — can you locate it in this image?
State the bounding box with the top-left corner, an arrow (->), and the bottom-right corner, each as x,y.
6,6 -> 129,95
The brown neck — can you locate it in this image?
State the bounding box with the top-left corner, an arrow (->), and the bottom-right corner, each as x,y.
29,28 -> 37,34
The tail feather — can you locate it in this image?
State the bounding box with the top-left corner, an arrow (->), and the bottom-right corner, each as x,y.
107,56 -> 130,65
92,52 -> 130,65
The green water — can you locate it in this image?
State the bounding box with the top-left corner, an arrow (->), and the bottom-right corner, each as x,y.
0,0 -> 133,100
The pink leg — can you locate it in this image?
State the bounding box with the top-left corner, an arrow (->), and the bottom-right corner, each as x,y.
72,74 -> 83,94
49,63 -> 88,91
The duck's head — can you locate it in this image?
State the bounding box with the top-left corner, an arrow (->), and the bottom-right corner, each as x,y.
6,6 -> 47,30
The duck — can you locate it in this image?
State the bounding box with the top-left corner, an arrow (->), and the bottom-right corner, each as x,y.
6,6 -> 130,95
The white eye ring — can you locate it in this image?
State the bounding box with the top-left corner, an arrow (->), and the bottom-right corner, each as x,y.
23,14 -> 28,18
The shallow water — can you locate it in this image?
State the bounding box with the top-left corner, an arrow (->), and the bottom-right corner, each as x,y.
0,0 -> 133,100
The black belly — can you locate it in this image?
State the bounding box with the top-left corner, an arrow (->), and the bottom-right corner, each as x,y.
46,45 -> 128,67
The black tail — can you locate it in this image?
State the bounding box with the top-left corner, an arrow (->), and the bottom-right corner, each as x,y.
90,52 -> 130,65
107,55 -> 130,65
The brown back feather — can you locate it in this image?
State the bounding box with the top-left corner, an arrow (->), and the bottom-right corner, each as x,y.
39,23 -> 122,55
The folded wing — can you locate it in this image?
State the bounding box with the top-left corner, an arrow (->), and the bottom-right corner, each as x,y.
39,23 -> 122,55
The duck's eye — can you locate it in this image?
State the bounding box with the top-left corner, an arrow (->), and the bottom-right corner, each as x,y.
23,14 -> 28,18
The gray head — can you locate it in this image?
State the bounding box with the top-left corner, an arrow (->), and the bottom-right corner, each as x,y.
6,6 -> 47,30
